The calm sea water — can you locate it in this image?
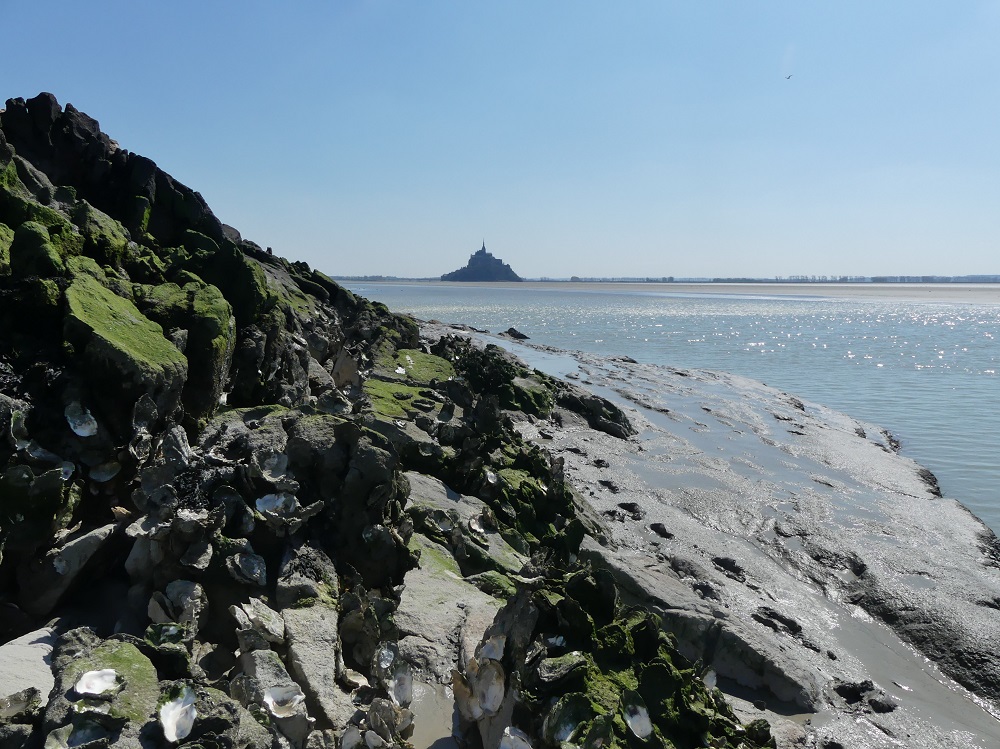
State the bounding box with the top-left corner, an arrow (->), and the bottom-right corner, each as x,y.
346,282 -> 1000,534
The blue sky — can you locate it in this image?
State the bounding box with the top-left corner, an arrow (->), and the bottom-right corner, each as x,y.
4,1 -> 999,278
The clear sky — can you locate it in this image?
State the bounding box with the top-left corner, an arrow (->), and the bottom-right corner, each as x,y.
4,1 -> 999,278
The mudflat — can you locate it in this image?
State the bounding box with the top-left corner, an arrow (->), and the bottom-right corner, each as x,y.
417,280 -> 1000,304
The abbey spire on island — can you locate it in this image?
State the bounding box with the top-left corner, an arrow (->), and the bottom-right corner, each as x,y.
441,241 -> 523,282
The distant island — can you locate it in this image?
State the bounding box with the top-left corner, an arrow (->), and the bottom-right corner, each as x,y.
441,242 -> 522,282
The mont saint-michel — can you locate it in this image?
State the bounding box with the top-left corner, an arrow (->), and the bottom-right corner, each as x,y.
440,242 -> 522,282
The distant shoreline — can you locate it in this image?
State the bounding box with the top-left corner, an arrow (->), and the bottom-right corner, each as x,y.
340,279 -> 1000,304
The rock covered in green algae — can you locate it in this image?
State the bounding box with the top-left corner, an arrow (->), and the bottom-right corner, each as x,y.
456,570 -> 777,749
9,220 -> 64,277
0,92 -> 773,749
64,259 -> 188,430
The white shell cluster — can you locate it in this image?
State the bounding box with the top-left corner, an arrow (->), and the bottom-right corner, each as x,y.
159,685 -> 197,743
371,643 -> 414,708
341,698 -> 413,749
453,655 -> 505,722
256,492 -> 298,515
262,685 -> 305,718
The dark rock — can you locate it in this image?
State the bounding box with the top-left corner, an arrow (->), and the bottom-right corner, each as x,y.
712,556 -> 746,582
649,522 -> 673,539
503,327 -> 529,340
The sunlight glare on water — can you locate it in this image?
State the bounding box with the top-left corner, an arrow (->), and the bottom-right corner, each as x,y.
346,282 -> 1000,534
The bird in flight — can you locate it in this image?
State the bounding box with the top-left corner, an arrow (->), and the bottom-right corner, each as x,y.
785,74 -> 793,79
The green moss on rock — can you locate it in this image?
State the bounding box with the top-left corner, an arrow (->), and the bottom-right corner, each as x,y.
0,221 -> 13,272
71,200 -> 129,267
9,221 -> 64,277
393,349 -> 455,383
136,278 -> 235,419
363,379 -> 439,419
65,640 -> 159,725
188,241 -> 274,327
64,259 -> 187,430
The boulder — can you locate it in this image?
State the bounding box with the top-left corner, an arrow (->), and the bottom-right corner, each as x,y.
64,258 -> 187,433
134,278 -> 236,419
0,627 -> 57,701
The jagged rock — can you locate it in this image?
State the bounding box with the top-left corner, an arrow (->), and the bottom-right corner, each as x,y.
16,524 -> 117,618
134,278 -> 236,420
148,580 -> 209,633
63,257 -> 188,435
405,472 -> 526,577
8,221 -> 63,277
394,532 -> 502,682
284,603 -> 356,730
233,649 -> 311,745
0,94 -> 789,749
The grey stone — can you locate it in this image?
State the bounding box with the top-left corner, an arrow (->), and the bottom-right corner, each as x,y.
17,524 -> 117,617
0,627 -> 56,705
284,604 -> 355,731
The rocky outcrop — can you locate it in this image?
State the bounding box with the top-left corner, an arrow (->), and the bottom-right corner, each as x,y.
441,243 -> 522,282
0,94 -> 777,749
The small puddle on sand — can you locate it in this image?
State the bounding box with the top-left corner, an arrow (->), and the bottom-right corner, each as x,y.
408,680 -> 459,749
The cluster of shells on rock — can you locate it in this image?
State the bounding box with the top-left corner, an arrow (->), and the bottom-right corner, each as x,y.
341,698 -> 414,749
452,649 -> 506,724
371,642 -> 414,709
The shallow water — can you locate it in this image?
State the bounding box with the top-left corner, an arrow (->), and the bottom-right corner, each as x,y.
346,282 -> 1000,534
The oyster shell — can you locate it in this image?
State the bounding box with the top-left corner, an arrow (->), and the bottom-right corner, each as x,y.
367,699 -> 397,741
476,634 -> 506,662
74,669 -> 121,697
10,410 -> 29,450
372,643 -> 413,708
243,598 -> 286,643
260,452 -> 289,483
226,552 -> 267,586
65,402 -> 99,437
451,669 -> 481,722
431,509 -> 455,533
621,689 -> 652,739
471,658 -> 505,717
543,692 -> 592,744
159,685 -> 197,743
537,651 -> 587,683
499,726 -> 533,749
46,720 -> 109,749
263,684 -> 305,718
257,493 -> 297,515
